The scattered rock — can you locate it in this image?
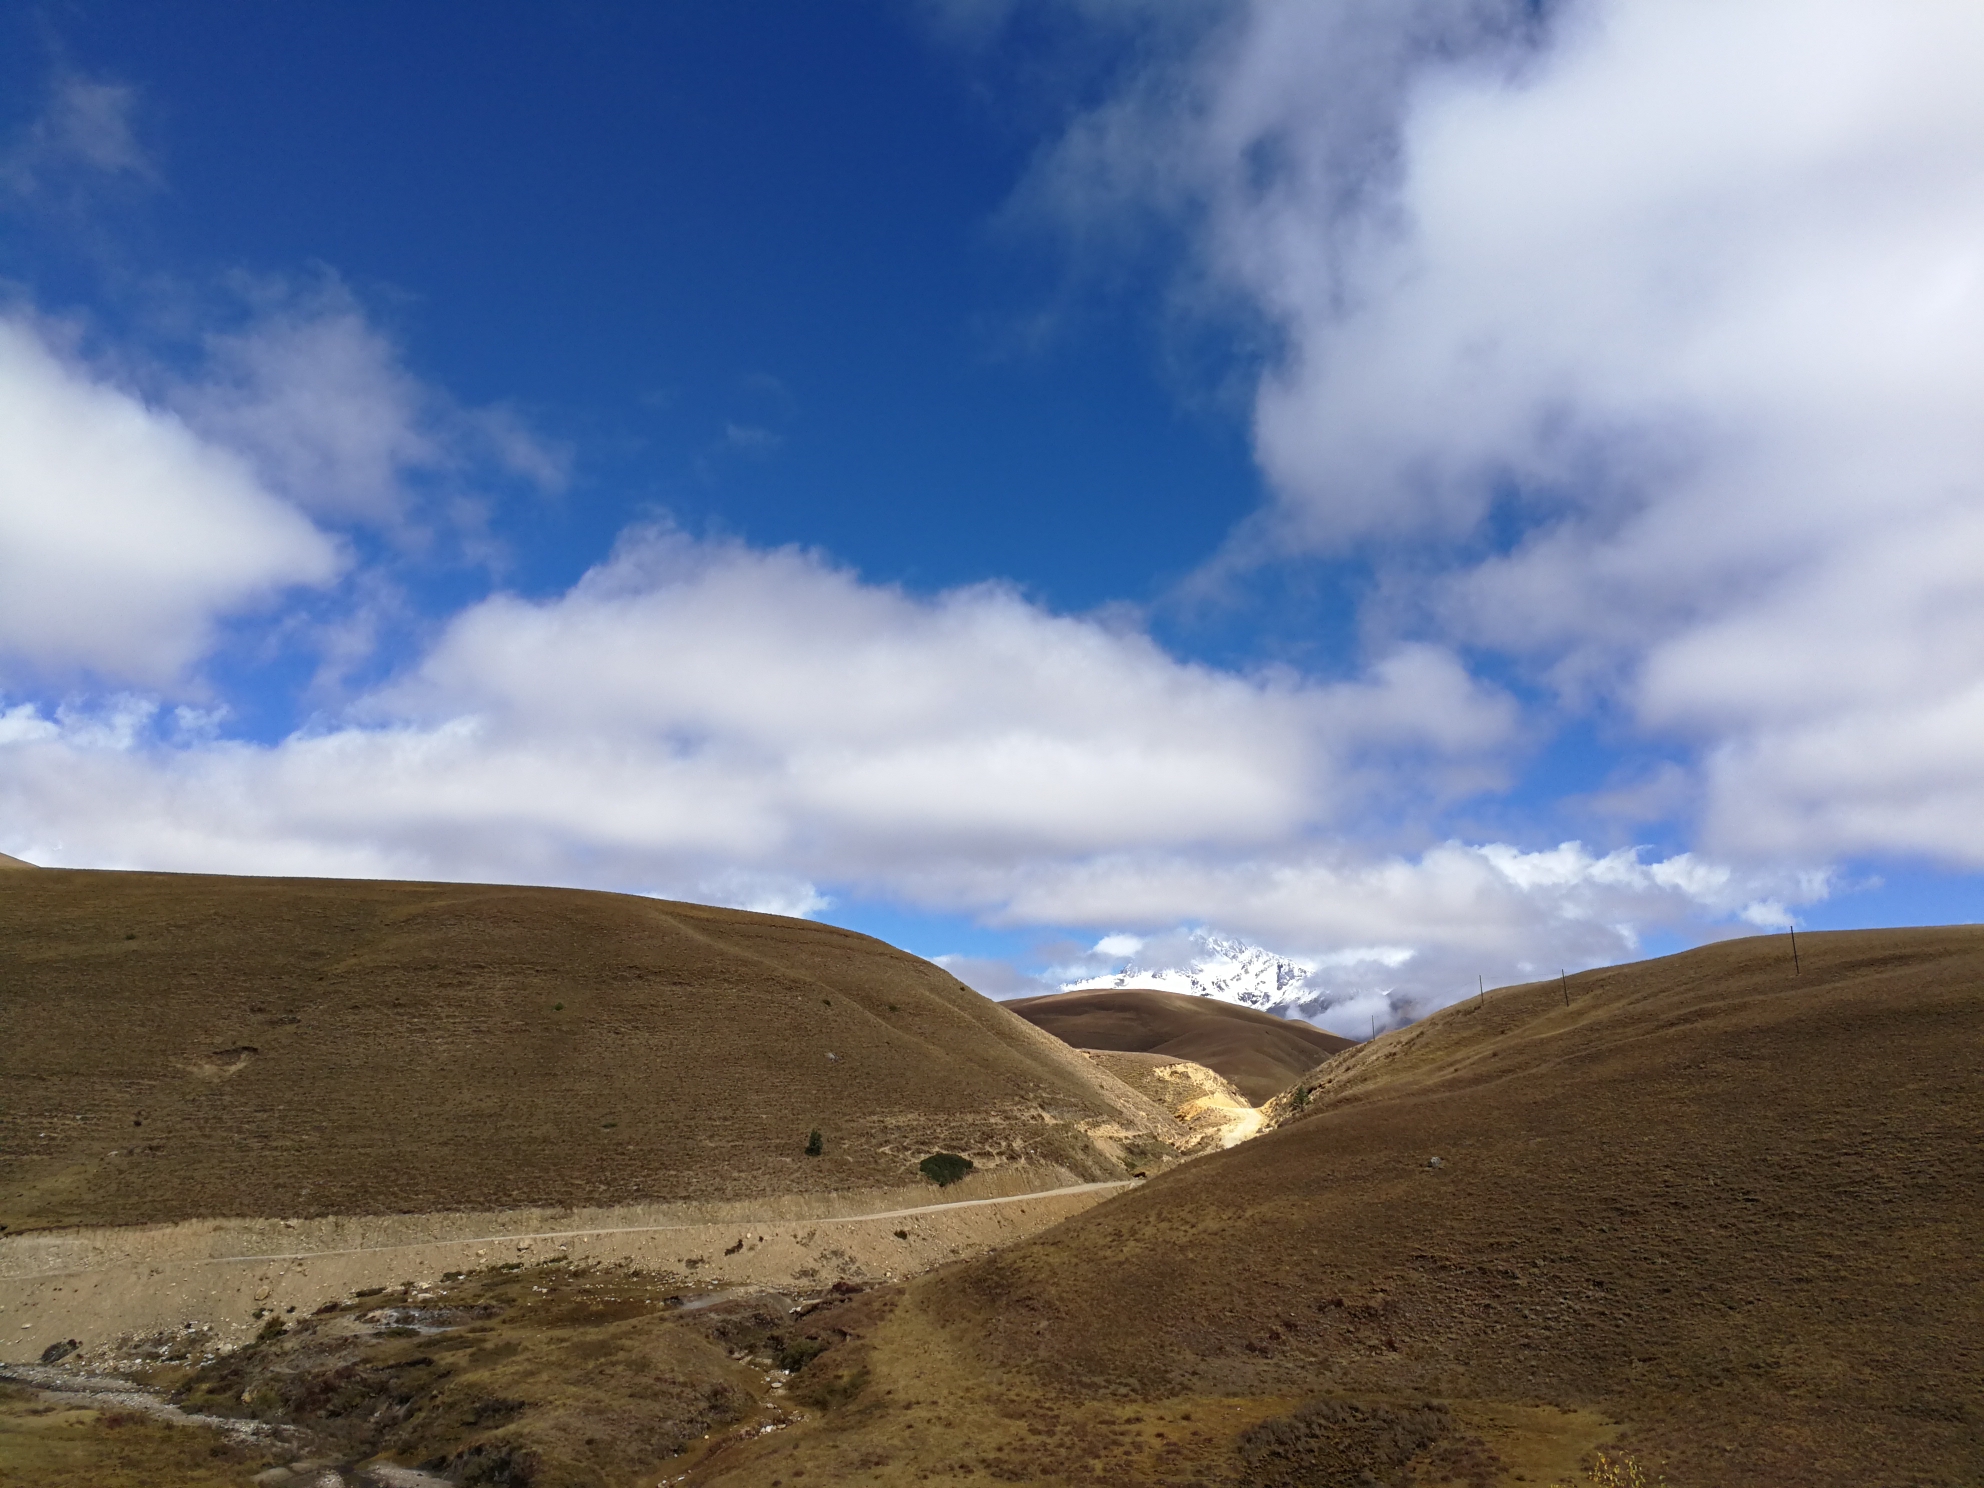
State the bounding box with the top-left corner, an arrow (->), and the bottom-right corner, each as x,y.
39,1338 -> 80,1363
1427,1156 -> 1444,1168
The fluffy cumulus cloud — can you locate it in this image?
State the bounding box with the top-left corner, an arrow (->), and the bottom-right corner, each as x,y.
0,529 -> 1517,906
0,273 -> 569,694
0,517 -> 1808,1003
0,317 -> 341,686
1035,0 -> 1984,867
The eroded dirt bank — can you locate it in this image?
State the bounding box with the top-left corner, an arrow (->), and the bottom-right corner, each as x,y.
0,1169 -> 1127,1363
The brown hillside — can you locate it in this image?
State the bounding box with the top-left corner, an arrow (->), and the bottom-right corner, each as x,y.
1005,986 -> 1351,1103
0,852 -> 34,871
694,927 -> 1984,1487
0,870 -> 1178,1232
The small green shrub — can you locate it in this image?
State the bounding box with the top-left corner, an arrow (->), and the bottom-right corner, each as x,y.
777,1336 -> 829,1372
804,1128 -> 823,1157
919,1152 -> 973,1187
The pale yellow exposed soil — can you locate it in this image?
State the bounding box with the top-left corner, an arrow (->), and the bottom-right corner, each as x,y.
1077,1050 -> 1265,1149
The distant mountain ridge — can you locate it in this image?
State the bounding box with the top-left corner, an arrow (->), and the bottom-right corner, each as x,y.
1063,931 -> 1324,1016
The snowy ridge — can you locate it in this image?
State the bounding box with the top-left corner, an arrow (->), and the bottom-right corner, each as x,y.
1062,931 -> 1321,1013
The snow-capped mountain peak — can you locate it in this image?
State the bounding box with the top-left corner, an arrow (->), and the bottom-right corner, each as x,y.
1062,931 -> 1319,1013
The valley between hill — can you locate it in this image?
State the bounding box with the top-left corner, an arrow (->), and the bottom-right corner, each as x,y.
1006,986 -> 1352,1105
4,869 -> 1980,1486
689,926 -> 1984,1487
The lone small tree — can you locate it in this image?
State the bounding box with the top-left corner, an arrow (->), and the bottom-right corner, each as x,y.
919,1152 -> 973,1187
804,1128 -> 823,1157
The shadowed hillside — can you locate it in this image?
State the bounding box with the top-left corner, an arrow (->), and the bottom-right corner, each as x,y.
0,870 -> 1179,1232
1006,986 -> 1351,1103
691,927 -> 1984,1487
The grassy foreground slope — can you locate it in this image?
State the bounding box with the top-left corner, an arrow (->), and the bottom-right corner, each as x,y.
1005,987 -> 1351,1103
0,870 -> 1172,1232
702,927 -> 1984,1487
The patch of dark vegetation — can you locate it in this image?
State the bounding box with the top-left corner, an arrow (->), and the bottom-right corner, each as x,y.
1236,1397 -> 1483,1488
463,1396 -> 527,1428
919,1151 -> 973,1186
167,1267 -> 800,1483
445,1439 -> 540,1486
777,1337 -> 829,1372
792,1363 -> 869,1412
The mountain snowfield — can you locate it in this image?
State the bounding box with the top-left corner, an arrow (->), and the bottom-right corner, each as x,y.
1062,930 -> 1406,1025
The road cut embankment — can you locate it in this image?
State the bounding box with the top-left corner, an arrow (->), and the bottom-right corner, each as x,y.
0,1168 -> 1130,1363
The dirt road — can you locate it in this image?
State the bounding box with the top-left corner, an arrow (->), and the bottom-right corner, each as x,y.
0,1174 -> 1132,1362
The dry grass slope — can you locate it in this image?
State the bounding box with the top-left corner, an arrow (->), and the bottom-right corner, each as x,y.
694,926 -> 1983,1486
1005,987 -> 1351,1104
0,870 -> 1178,1232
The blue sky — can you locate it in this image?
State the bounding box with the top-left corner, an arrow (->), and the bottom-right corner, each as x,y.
3,0 -> 1981,1033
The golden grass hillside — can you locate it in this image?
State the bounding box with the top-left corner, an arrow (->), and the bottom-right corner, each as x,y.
692,927 -> 1984,1487
0,870 -> 1179,1232
1005,987 -> 1351,1104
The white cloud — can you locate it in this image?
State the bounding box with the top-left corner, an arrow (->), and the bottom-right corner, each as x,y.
1038,0 -> 1984,869
931,953 -> 1056,1000
0,317 -> 341,687
999,836 -> 1819,1027
174,278 -> 568,531
991,838 -> 1811,975
0,527 -> 1519,916
179,298 -> 446,526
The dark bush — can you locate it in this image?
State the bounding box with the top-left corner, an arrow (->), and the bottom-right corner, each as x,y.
919,1152 -> 973,1187
804,1128 -> 823,1157
777,1336 -> 829,1372
1236,1397 -> 1457,1487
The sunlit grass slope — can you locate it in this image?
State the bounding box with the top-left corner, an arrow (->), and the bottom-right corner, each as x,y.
0,870 -> 1166,1231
